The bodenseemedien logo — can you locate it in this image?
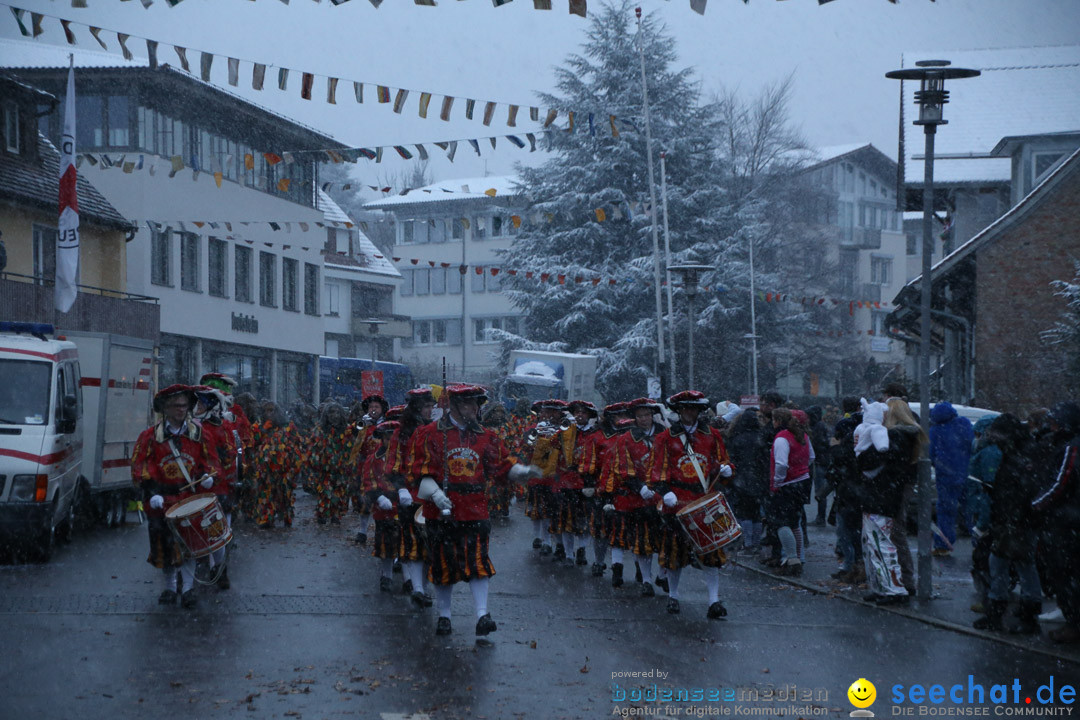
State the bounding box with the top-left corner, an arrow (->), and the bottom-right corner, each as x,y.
849,678 -> 877,718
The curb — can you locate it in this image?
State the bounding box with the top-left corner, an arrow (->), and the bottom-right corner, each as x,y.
734,559 -> 1080,666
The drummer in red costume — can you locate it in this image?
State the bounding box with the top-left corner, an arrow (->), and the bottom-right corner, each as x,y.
131,385 -> 221,609
191,385 -> 238,590
554,400 -> 601,567
350,394 -> 387,544
364,420 -> 401,593
408,384 -> 511,637
199,373 -> 253,508
388,387 -> 436,607
646,390 -> 734,618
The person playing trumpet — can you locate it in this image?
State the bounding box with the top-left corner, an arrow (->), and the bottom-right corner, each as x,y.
131,385 -> 221,609
523,399 -> 567,555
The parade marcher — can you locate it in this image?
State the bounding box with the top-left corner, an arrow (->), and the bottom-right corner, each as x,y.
1032,401 -> 1080,644
201,374 -> 253,526
252,403 -> 302,529
589,401 -> 630,577
553,400 -> 601,566
605,398 -> 665,594
647,391 -> 734,618
524,399 -> 566,555
409,384 -> 512,637
191,385 -> 238,589
363,420 -> 401,592
389,388 -> 437,607
131,385 -> 221,608
309,403 -> 355,525
481,402 -> 514,518
349,394 -> 388,544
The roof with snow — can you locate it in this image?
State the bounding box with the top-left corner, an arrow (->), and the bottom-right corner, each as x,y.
363,176 -> 522,210
318,189 -> 354,226
897,144 -> 1080,296
318,190 -> 399,280
900,45 -> 1080,186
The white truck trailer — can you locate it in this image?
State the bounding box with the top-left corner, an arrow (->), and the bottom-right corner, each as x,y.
0,323 -> 153,560
501,350 -> 602,410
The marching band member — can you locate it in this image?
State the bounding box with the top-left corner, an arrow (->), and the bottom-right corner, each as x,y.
389,388 -> 437,607
364,420 -> 401,592
191,385 -> 237,589
605,398 -> 665,593
131,385 -> 221,608
647,390 -> 734,618
310,403 -> 355,525
350,394 -> 388,544
554,400 -> 601,566
409,384 -> 511,637
525,400 -> 565,555
199,373 -> 253,521
589,402 -> 630,577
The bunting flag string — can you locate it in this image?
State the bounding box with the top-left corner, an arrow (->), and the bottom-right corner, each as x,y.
4,4 -> 622,132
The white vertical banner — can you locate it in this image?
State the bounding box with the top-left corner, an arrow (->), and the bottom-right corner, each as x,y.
56,58 -> 80,313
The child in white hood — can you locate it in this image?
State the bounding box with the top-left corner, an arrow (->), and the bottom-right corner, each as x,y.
854,398 -> 890,457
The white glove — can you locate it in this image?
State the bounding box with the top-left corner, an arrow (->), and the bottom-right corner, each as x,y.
639,485 -> 656,501
431,489 -> 453,513
509,463 -> 542,483
718,464 -> 733,478
398,488 -> 413,507
200,475 -> 215,489
150,494 -> 164,510
662,491 -> 678,508
376,495 -> 393,511
582,488 -> 596,498
602,503 -> 615,513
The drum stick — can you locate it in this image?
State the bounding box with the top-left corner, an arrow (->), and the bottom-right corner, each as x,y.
178,473 -> 213,493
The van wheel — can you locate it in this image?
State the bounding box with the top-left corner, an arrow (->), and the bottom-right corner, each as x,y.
33,505 -> 57,563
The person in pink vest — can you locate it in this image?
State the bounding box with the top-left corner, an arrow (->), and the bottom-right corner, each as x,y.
767,407 -> 815,577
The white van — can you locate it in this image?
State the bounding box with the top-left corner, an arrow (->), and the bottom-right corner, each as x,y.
0,322 -> 83,560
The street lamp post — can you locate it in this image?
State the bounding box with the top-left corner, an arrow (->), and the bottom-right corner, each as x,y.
886,60 -> 979,601
667,264 -> 713,390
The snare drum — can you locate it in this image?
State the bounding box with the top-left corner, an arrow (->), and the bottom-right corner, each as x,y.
674,491 -> 742,555
165,493 -> 232,559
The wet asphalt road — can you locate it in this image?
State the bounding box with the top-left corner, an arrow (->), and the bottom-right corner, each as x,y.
2,491 -> 1077,720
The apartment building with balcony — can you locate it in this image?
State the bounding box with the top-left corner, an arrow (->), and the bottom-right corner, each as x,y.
363,177 -> 524,385
8,51 -> 352,405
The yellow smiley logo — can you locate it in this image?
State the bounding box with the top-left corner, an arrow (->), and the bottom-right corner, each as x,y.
848,678 -> 877,709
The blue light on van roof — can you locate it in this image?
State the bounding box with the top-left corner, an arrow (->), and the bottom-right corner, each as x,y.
0,322 -> 56,336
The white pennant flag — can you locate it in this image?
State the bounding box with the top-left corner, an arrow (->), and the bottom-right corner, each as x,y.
57,59 -> 80,313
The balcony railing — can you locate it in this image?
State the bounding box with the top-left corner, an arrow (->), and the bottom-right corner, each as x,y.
839,227 -> 882,250
351,313 -> 411,339
0,272 -> 160,341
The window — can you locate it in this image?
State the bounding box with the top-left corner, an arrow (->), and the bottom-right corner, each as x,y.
3,102 -> 19,153
871,311 -> 888,336
431,267 -> 446,295
106,95 -> 130,147
491,216 -> 504,238
414,320 -> 430,345
448,267 -> 462,294
488,269 -> 503,291
325,282 -> 340,316
32,225 -> 57,284
151,227 -> 171,286
75,95 -> 102,148
858,204 -> 867,228
451,218 -> 464,240
474,317 -> 500,343
434,320 -> 447,344
304,263 -> 319,315
504,316 -> 521,335
473,217 -> 486,240
400,270 -> 414,297
414,268 -> 430,295
430,219 -> 447,244
402,221 -> 414,244
870,256 -> 893,285
282,258 -> 299,311
414,220 -> 429,244
1033,151 -> 1065,184
180,232 -> 200,291
235,245 -> 252,302
843,164 -> 855,192
259,252 -> 276,307
411,319 -> 460,346
471,266 -> 486,293
208,237 -> 227,297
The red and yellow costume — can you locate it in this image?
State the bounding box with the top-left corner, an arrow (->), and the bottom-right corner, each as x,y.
251,420 -> 302,527
363,427 -> 399,559
309,424 -> 355,521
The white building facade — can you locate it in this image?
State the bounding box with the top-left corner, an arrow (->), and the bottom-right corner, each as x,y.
364,177 -> 525,385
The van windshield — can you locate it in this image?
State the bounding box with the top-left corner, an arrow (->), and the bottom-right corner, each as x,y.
0,359 -> 52,425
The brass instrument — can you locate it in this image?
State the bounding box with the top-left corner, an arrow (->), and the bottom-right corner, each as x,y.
524,419 -> 569,446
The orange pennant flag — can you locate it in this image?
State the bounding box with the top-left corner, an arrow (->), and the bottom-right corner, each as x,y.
277,178 -> 291,192
594,208 -> 606,222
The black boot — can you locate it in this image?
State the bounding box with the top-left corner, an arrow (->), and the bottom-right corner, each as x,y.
611,562 -> 624,588
575,548 -> 588,566
475,614 -> 497,636
591,562 -> 606,577
553,544 -> 566,560
655,577 -> 669,594
1011,600 -> 1042,635
973,600 -> 1006,631
634,562 -> 643,584
532,538 -> 542,549
216,566 -> 230,590
435,617 -> 452,636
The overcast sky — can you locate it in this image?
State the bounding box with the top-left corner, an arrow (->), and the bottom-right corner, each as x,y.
2,0 -> 1077,196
